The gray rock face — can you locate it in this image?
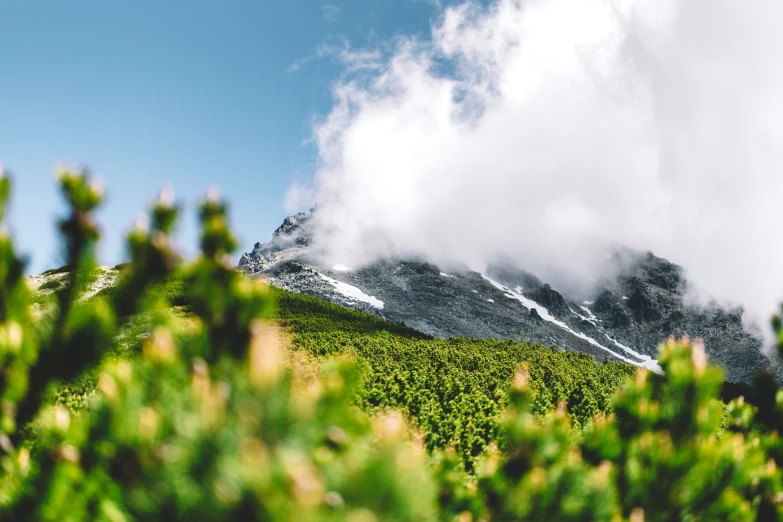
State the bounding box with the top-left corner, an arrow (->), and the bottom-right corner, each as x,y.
528,284 -> 571,319
240,212 -> 773,383
273,212 -> 311,242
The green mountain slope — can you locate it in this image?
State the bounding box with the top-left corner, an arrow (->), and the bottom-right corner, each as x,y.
30,264 -> 636,470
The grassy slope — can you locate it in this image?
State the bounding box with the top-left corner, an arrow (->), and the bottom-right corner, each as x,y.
29,269 -> 645,469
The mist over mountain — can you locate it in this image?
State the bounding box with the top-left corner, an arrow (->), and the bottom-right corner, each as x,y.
285,0 -> 783,343
240,211 -> 772,383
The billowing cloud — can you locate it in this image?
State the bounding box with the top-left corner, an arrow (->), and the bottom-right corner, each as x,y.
290,0 -> 783,337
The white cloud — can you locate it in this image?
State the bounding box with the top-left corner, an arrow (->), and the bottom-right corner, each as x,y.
283,182 -> 315,214
286,38 -> 383,73
322,4 -> 342,24
295,0 -> 783,340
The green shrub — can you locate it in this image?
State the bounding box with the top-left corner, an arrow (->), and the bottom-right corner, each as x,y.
0,171 -> 437,521
38,279 -> 62,292
2,167 -> 783,521
40,265 -> 73,277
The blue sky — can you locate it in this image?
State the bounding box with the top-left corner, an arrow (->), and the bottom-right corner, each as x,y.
0,0 -> 439,273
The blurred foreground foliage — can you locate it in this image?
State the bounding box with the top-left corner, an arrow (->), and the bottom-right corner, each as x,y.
2,169 -> 783,521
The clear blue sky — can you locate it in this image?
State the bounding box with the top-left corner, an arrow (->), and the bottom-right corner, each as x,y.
0,0 -> 440,274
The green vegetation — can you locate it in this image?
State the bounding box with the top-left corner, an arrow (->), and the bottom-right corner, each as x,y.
3,169 -> 783,520
275,289 -> 634,469
40,265 -> 72,277
38,279 -> 62,291
84,260 -> 636,472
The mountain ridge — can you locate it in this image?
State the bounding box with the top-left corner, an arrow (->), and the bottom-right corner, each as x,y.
239,211 -> 770,383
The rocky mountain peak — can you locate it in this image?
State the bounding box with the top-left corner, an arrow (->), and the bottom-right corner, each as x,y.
273,212 -> 310,239
238,210 -> 315,272
238,214 -> 773,383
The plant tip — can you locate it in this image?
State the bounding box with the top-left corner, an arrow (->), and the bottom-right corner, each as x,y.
207,185 -> 221,203
158,184 -> 175,206
90,176 -> 104,197
54,162 -> 76,180
135,213 -> 150,233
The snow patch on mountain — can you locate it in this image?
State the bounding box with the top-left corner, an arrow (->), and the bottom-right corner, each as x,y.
318,274 -> 384,309
571,308 -> 597,325
579,305 -> 599,323
603,334 -> 659,370
483,275 -> 661,373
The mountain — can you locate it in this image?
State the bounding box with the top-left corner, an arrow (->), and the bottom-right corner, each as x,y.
239,212 -> 770,383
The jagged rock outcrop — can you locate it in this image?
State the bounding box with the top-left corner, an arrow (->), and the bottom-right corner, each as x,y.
593,291 -> 633,328
627,285 -> 664,323
273,212 -> 312,243
527,284 -> 570,319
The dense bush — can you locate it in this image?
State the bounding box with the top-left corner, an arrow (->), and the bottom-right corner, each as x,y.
0,171 -> 435,521
2,168 -> 783,520
278,291 -> 634,470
